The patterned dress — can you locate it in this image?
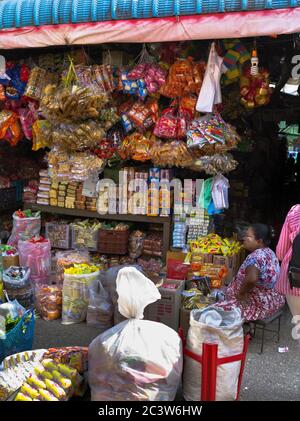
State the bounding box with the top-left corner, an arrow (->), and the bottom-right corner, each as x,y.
217,248 -> 285,321
275,204 -> 300,297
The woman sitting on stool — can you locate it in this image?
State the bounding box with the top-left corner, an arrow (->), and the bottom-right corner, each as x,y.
216,224 -> 285,322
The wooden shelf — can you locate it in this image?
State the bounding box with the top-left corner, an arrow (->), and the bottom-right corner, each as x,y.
24,203 -> 172,260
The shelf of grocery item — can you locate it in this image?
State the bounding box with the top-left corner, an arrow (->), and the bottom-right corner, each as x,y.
24,202 -> 172,260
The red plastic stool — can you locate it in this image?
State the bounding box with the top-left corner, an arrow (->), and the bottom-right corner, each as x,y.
179,328 -> 250,401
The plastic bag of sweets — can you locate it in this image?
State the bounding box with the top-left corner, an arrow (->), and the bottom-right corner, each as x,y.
18,237 -> 51,287
8,210 -> 41,247
43,347 -> 88,374
126,101 -> 152,129
62,264 -> 100,325
35,285 -> 62,321
54,250 -> 90,287
0,110 -> 22,146
153,107 -> 187,139
120,132 -> 154,162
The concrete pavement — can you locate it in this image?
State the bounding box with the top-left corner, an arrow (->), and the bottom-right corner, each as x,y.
33,304 -> 300,401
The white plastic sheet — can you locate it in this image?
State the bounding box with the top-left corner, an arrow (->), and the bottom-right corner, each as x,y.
196,42 -> 224,113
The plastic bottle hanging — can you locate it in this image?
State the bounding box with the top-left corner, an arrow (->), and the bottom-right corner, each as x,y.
250,48 -> 259,76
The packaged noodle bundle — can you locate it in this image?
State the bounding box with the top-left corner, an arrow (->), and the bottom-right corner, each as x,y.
47,148 -> 105,182
62,264 -> 100,324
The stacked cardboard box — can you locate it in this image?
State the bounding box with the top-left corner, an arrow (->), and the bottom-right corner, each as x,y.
75,184 -> 86,209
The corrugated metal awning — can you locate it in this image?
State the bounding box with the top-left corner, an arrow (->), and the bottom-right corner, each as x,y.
0,3 -> 300,49
0,0 -> 299,30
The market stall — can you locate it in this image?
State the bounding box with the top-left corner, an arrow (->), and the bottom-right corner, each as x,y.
0,0 -> 297,401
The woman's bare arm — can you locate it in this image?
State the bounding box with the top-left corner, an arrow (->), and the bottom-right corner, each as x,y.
237,265 -> 260,301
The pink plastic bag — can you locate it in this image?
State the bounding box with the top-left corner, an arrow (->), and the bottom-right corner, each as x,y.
18,237 -> 51,287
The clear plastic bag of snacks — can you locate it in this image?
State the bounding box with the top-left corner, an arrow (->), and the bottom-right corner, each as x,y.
32,120 -> 51,151
35,285 -> 62,320
54,250 -> 90,287
189,153 -> 238,175
149,140 -> 194,168
0,110 -> 22,146
41,83 -> 109,123
153,107 -> 188,139
8,210 -> 41,247
71,220 -> 101,252
50,121 -> 105,151
86,278 -> 113,331
18,237 -> 51,287
119,132 -> 154,162
62,265 -> 100,325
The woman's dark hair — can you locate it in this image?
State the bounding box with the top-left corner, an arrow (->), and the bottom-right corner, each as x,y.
250,223 -> 274,246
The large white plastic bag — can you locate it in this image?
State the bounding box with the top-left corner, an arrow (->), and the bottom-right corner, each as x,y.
88,267 -> 183,401
196,42 -> 224,113
183,305 -> 244,401
86,277 -> 113,331
101,264 -> 143,325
